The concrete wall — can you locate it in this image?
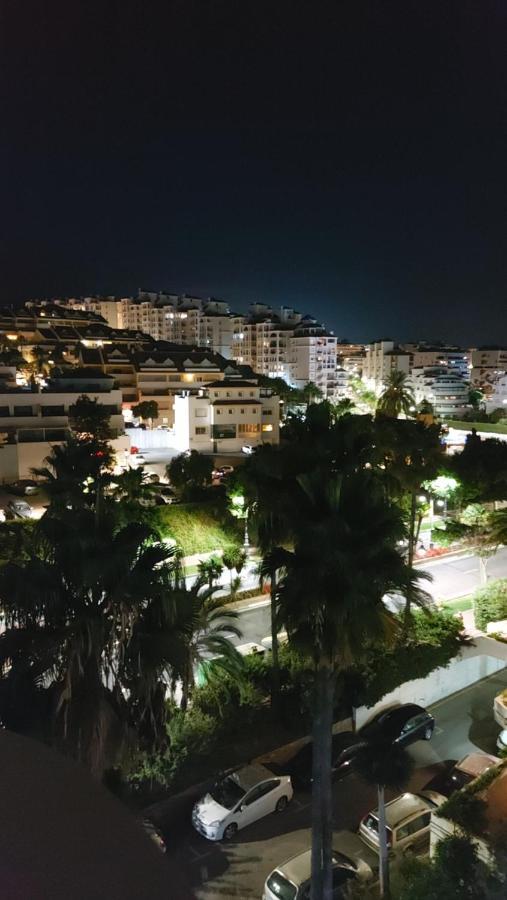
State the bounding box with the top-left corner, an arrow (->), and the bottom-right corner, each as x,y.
355,638 -> 507,730
126,427 -> 173,450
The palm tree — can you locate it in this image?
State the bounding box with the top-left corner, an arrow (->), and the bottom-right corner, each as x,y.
0,506 -> 174,775
30,345 -> 51,379
126,575 -> 243,720
197,554 -> 224,591
31,436 -> 113,510
355,739 -> 415,897
301,381 -> 324,409
377,371 -> 415,419
276,472 -> 415,900
222,545 -> 247,599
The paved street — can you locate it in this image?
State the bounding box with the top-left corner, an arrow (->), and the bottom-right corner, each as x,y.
230,548 -> 507,648
158,668 -> 507,899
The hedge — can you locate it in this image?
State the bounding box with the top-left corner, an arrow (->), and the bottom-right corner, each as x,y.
473,579 -> 507,631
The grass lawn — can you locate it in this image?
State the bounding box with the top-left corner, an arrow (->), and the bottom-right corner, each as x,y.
441,595 -> 473,613
155,503 -> 241,556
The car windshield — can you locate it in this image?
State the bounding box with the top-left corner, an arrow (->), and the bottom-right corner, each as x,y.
209,775 -> 246,810
363,814 -> 392,845
266,872 -> 297,900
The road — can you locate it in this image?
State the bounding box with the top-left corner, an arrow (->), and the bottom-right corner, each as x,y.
158,668 -> 507,899
229,548 -> 507,648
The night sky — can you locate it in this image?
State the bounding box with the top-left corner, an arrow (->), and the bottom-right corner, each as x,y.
2,1 -> 507,345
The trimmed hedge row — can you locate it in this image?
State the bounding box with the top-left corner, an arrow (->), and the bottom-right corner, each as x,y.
473,579 -> 507,630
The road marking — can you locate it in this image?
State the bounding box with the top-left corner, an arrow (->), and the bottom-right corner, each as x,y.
240,599 -> 270,611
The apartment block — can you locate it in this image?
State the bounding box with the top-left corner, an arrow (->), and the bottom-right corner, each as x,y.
471,347 -> 507,395
173,378 -> 280,454
411,367 -> 469,418
0,367 -> 128,482
363,340 -> 411,393
288,320 -> 337,397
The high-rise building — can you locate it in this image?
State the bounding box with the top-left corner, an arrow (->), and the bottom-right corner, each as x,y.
363,340 -> 411,393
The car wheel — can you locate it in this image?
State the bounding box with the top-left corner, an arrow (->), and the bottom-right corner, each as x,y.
424,725 -> 433,741
223,822 -> 238,841
275,796 -> 288,813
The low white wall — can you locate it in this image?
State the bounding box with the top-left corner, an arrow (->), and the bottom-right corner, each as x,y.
355,639 -> 507,729
126,427 -> 174,449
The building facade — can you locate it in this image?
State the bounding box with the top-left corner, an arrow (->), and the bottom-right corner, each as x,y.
173,379 -> 280,454
363,340 -> 411,393
411,366 -> 469,418
288,321 -> 337,397
471,347 -> 507,395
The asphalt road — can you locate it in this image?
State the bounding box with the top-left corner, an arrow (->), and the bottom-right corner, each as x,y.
230,548 -> 507,649
159,668 -> 507,899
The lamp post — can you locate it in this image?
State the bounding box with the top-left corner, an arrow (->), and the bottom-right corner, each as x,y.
231,493 -> 250,551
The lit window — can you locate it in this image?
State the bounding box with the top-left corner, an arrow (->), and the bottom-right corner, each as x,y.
262,424 -> 273,432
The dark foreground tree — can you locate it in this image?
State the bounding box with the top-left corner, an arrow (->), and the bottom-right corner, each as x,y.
277,472 -> 416,900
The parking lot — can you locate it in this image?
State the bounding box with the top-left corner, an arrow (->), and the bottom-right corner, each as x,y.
158,667 -> 507,899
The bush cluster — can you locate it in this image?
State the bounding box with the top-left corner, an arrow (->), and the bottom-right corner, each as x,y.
473,579 -> 507,630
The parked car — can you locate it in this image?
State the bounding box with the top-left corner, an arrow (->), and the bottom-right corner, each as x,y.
359,792 -> 444,858
7,499 -> 35,519
242,444 -> 254,455
142,818 -> 167,853
288,731 -> 364,789
213,464 -> 234,478
192,763 -> 293,841
138,494 -> 168,508
359,704 -> 435,747
157,485 -> 178,502
263,842 -> 375,900
423,752 -> 500,799
7,479 -> 40,496
497,729 -> 507,753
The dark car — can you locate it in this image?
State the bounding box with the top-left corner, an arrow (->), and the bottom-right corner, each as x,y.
288,732 -> 365,789
7,479 -> 40,496
423,752 -> 500,799
359,704 -> 435,747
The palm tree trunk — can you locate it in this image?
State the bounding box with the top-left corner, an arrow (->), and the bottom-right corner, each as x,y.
270,567 -> 280,715
378,783 -> 390,898
310,664 -> 334,900
403,491 -> 417,635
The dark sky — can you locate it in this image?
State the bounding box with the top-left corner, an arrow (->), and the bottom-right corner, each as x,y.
2,1 -> 507,345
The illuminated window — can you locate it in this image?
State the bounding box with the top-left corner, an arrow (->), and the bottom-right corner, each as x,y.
262,424 -> 273,433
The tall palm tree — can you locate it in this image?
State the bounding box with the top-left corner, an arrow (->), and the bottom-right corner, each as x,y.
0,506 -> 173,775
276,472 -> 415,900
125,575 -> 242,725
377,370 -> 415,419
355,739 -> 415,897
32,436 -> 114,510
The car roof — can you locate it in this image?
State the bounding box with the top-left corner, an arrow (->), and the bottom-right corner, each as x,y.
455,753 -> 500,778
370,792 -> 433,828
274,849 -> 355,886
231,763 -> 274,791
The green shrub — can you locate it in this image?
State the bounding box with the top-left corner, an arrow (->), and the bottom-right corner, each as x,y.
154,503 -> 240,556
473,579 -> 507,630
348,610 -> 465,710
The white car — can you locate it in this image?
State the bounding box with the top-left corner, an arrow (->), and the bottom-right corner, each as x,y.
497,729 -> 507,753
192,763 -> 293,841
241,444 -> 254,455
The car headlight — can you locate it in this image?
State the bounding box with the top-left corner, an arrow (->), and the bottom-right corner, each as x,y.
208,820 -> 221,828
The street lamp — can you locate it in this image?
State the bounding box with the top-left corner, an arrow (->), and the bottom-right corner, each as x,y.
230,492 -> 250,551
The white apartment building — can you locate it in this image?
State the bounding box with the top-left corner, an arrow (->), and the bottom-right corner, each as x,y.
363,340 -> 411,393
407,346 -> 471,379
471,347 -> 507,395
484,374 -> 507,414
232,318 -> 292,380
173,379 -> 280,454
336,343 -> 366,378
334,367 -> 350,398
0,369 -> 128,482
288,321 -> 338,398
411,367 -> 469,418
